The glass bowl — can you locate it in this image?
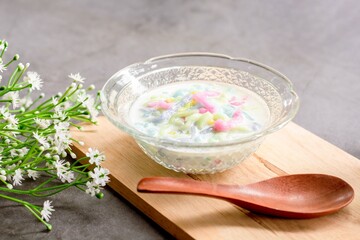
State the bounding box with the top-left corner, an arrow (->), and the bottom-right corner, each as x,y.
100,53 -> 299,174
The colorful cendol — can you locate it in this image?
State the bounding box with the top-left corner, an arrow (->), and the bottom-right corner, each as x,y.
129,81 -> 270,143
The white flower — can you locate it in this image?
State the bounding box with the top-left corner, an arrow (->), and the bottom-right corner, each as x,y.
77,91 -> 89,105
5,114 -> 18,126
4,114 -> 19,135
54,104 -> 65,113
9,147 -> 29,158
0,42 -> 7,52
50,136 -> 68,155
10,149 -> 18,157
45,160 -> 53,168
6,164 -> 15,182
0,63 -> 6,73
54,159 -> 74,183
34,118 -> 52,129
4,123 -> 18,136
3,92 -> 20,109
41,200 -> 55,222
19,96 -> 33,108
85,181 -> 103,197
24,71 -> 43,91
0,169 -> 6,181
33,132 -> 50,149
53,111 -> 67,121
52,97 -> 59,106
68,73 -> 85,83
63,101 -> 72,110
12,169 -> 24,186
54,120 -> 70,132
89,167 -> 110,186
85,96 -> 99,120
53,105 -> 67,120
63,170 -> 74,183
86,148 -> 105,166
27,169 -> 40,180
0,105 -> 9,116
49,121 -> 72,154
18,147 -> 29,157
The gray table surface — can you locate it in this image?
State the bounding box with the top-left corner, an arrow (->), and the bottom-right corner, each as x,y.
0,0 -> 359,239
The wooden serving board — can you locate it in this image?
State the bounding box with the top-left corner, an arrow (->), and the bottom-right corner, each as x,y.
71,116 -> 360,240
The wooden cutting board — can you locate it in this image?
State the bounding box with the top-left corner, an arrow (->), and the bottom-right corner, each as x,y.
71,116 -> 360,240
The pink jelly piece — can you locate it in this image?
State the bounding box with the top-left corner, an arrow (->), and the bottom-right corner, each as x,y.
147,100 -> 172,110
192,91 -> 220,114
214,119 -> 231,132
232,109 -> 243,121
213,109 -> 244,132
229,96 -> 248,106
199,108 -> 208,114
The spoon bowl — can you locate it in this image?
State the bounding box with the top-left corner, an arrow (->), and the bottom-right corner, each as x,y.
137,174 -> 354,218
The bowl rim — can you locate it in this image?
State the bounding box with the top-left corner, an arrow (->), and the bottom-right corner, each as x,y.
101,52 -> 300,148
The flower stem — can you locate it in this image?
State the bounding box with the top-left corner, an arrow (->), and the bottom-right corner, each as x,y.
24,204 -> 52,230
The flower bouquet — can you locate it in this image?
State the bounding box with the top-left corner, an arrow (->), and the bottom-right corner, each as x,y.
0,39 -> 110,230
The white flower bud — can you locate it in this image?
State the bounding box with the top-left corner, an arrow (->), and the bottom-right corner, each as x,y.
35,111 -> 40,115
61,151 -> 67,158
7,184 -> 13,189
53,155 -> 60,161
5,139 -> 10,144
25,63 -> 30,68
39,146 -> 45,151
87,84 -> 95,91
57,92 -> 62,97
18,63 -> 24,70
70,83 -> 77,88
79,141 -> 85,146
40,93 -> 45,98
70,152 -> 77,159
0,175 -> 6,181
78,84 -> 83,89
45,153 -> 51,159
0,170 -> 6,175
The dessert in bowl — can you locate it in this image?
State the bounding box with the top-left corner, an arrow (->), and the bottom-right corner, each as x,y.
101,53 -> 299,174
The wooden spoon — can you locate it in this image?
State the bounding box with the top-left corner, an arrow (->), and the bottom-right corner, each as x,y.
137,174 -> 354,218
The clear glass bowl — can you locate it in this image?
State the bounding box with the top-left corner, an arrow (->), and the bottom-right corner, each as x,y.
100,53 -> 299,174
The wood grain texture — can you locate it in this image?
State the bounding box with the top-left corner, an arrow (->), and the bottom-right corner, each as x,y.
71,117 -> 360,240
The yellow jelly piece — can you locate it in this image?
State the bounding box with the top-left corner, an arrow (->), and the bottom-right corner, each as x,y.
207,119 -> 215,125
213,113 -> 226,120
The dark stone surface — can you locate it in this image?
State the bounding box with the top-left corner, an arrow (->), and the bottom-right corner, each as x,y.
0,0 -> 359,239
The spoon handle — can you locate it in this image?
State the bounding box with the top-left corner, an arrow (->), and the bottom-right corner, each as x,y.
137,177 -> 225,197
